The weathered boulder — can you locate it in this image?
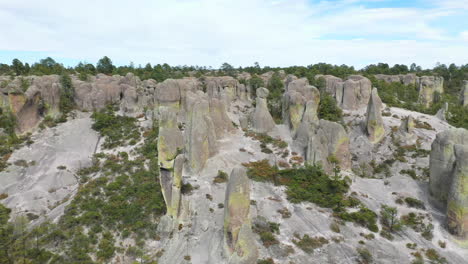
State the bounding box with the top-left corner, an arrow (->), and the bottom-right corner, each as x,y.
365,88 -> 385,144
418,76 -> 444,108
315,75 -> 343,101
342,75 -> 372,111
429,128 -> 468,238
315,75 -> 371,110
251,88 -> 275,133
447,144 -> 468,238
460,80 -> 468,107
429,128 -> 468,204
435,102 -> 448,122
396,116 -> 417,146
156,77 -> 201,110
209,97 -> 234,138
223,167 -> 258,264
305,120 -> 351,173
282,78 -> 320,135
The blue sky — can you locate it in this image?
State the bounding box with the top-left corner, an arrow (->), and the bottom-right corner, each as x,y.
0,0 -> 467,69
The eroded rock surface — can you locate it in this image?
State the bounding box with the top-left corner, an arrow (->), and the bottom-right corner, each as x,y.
251,88 -> 275,133
282,78 -> 320,135
315,74 -> 371,110
224,167 -> 258,264
418,76 -> 444,108
365,88 -> 385,143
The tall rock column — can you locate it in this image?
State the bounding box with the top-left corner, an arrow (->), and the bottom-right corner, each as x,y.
157,106 -> 184,219
365,88 -> 385,144
429,128 -> 468,238
418,76 -> 444,108
251,88 -> 275,133
460,80 -> 468,107
447,145 -> 468,238
185,91 -> 218,173
223,167 -> 258,264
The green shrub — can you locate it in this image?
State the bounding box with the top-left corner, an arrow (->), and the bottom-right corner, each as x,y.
213,170 -> 228,183
257,258 -> 275,264
357,247 -> 373,264
338,207 -> 379,232
318,93 -> 343,122
404,197 -> 426,209
292,234 -> 329,253
91,105 -> 140,149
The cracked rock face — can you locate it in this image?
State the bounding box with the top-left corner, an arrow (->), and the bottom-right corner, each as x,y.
365,88 -> 385,144
224,167 -> 258,264
430,128 -> 468,238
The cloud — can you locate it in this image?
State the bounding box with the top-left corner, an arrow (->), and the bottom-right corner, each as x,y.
0,0 -> 466,69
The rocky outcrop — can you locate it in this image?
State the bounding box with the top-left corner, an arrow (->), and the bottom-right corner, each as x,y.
295,118 -> 351,173
223,167 -> 257,264
429,128 -> 468,238
185,91 -> 220,173
396,116 -> 417,146
375,74 -> 419,86
418,76 -> 444,108
158,107 -> 184,169
435,102 -> 448,122
460,80 -> 468,107
365,88 -> 385,144
251,88 -> 275,133
282,78 -> 320,135
315,75 -> 371,110
342,75 -> 372,111
0,75 -> 62,132
204,76 -> 249,106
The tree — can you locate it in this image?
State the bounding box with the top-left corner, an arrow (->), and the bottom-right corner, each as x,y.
96,56 -> 114,75
11,59 -> 25,76
220,62 -> 235,76
380,205 -> 401,232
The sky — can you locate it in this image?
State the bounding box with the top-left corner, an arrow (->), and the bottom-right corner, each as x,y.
0,0 -> 467,69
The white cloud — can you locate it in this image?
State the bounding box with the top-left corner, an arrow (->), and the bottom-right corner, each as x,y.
0,0 -> 466,68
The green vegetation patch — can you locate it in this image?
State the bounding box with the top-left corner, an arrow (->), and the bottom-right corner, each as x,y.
91,105 -> 141,149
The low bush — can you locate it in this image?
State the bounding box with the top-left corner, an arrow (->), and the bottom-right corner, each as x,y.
292,233 -> 329,253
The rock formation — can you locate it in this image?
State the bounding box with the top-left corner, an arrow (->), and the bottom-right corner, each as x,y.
282,78 -> 320,135
460,80 -> 468,107
315,75 -> 371,110
429,128 -> 468,238
418,76 -> 444,108
0,75 -> 61,132
185,92 -> 218,173
396,116 -> 417,146
305,120 -> 351,173
251,88 -> 275,133
294,115 -> 351,174
375,73 -> 419,86
435,102 -> 448,122
365,88 -> 385,143
157,107 -> 184,219
223,167 -> 258,264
